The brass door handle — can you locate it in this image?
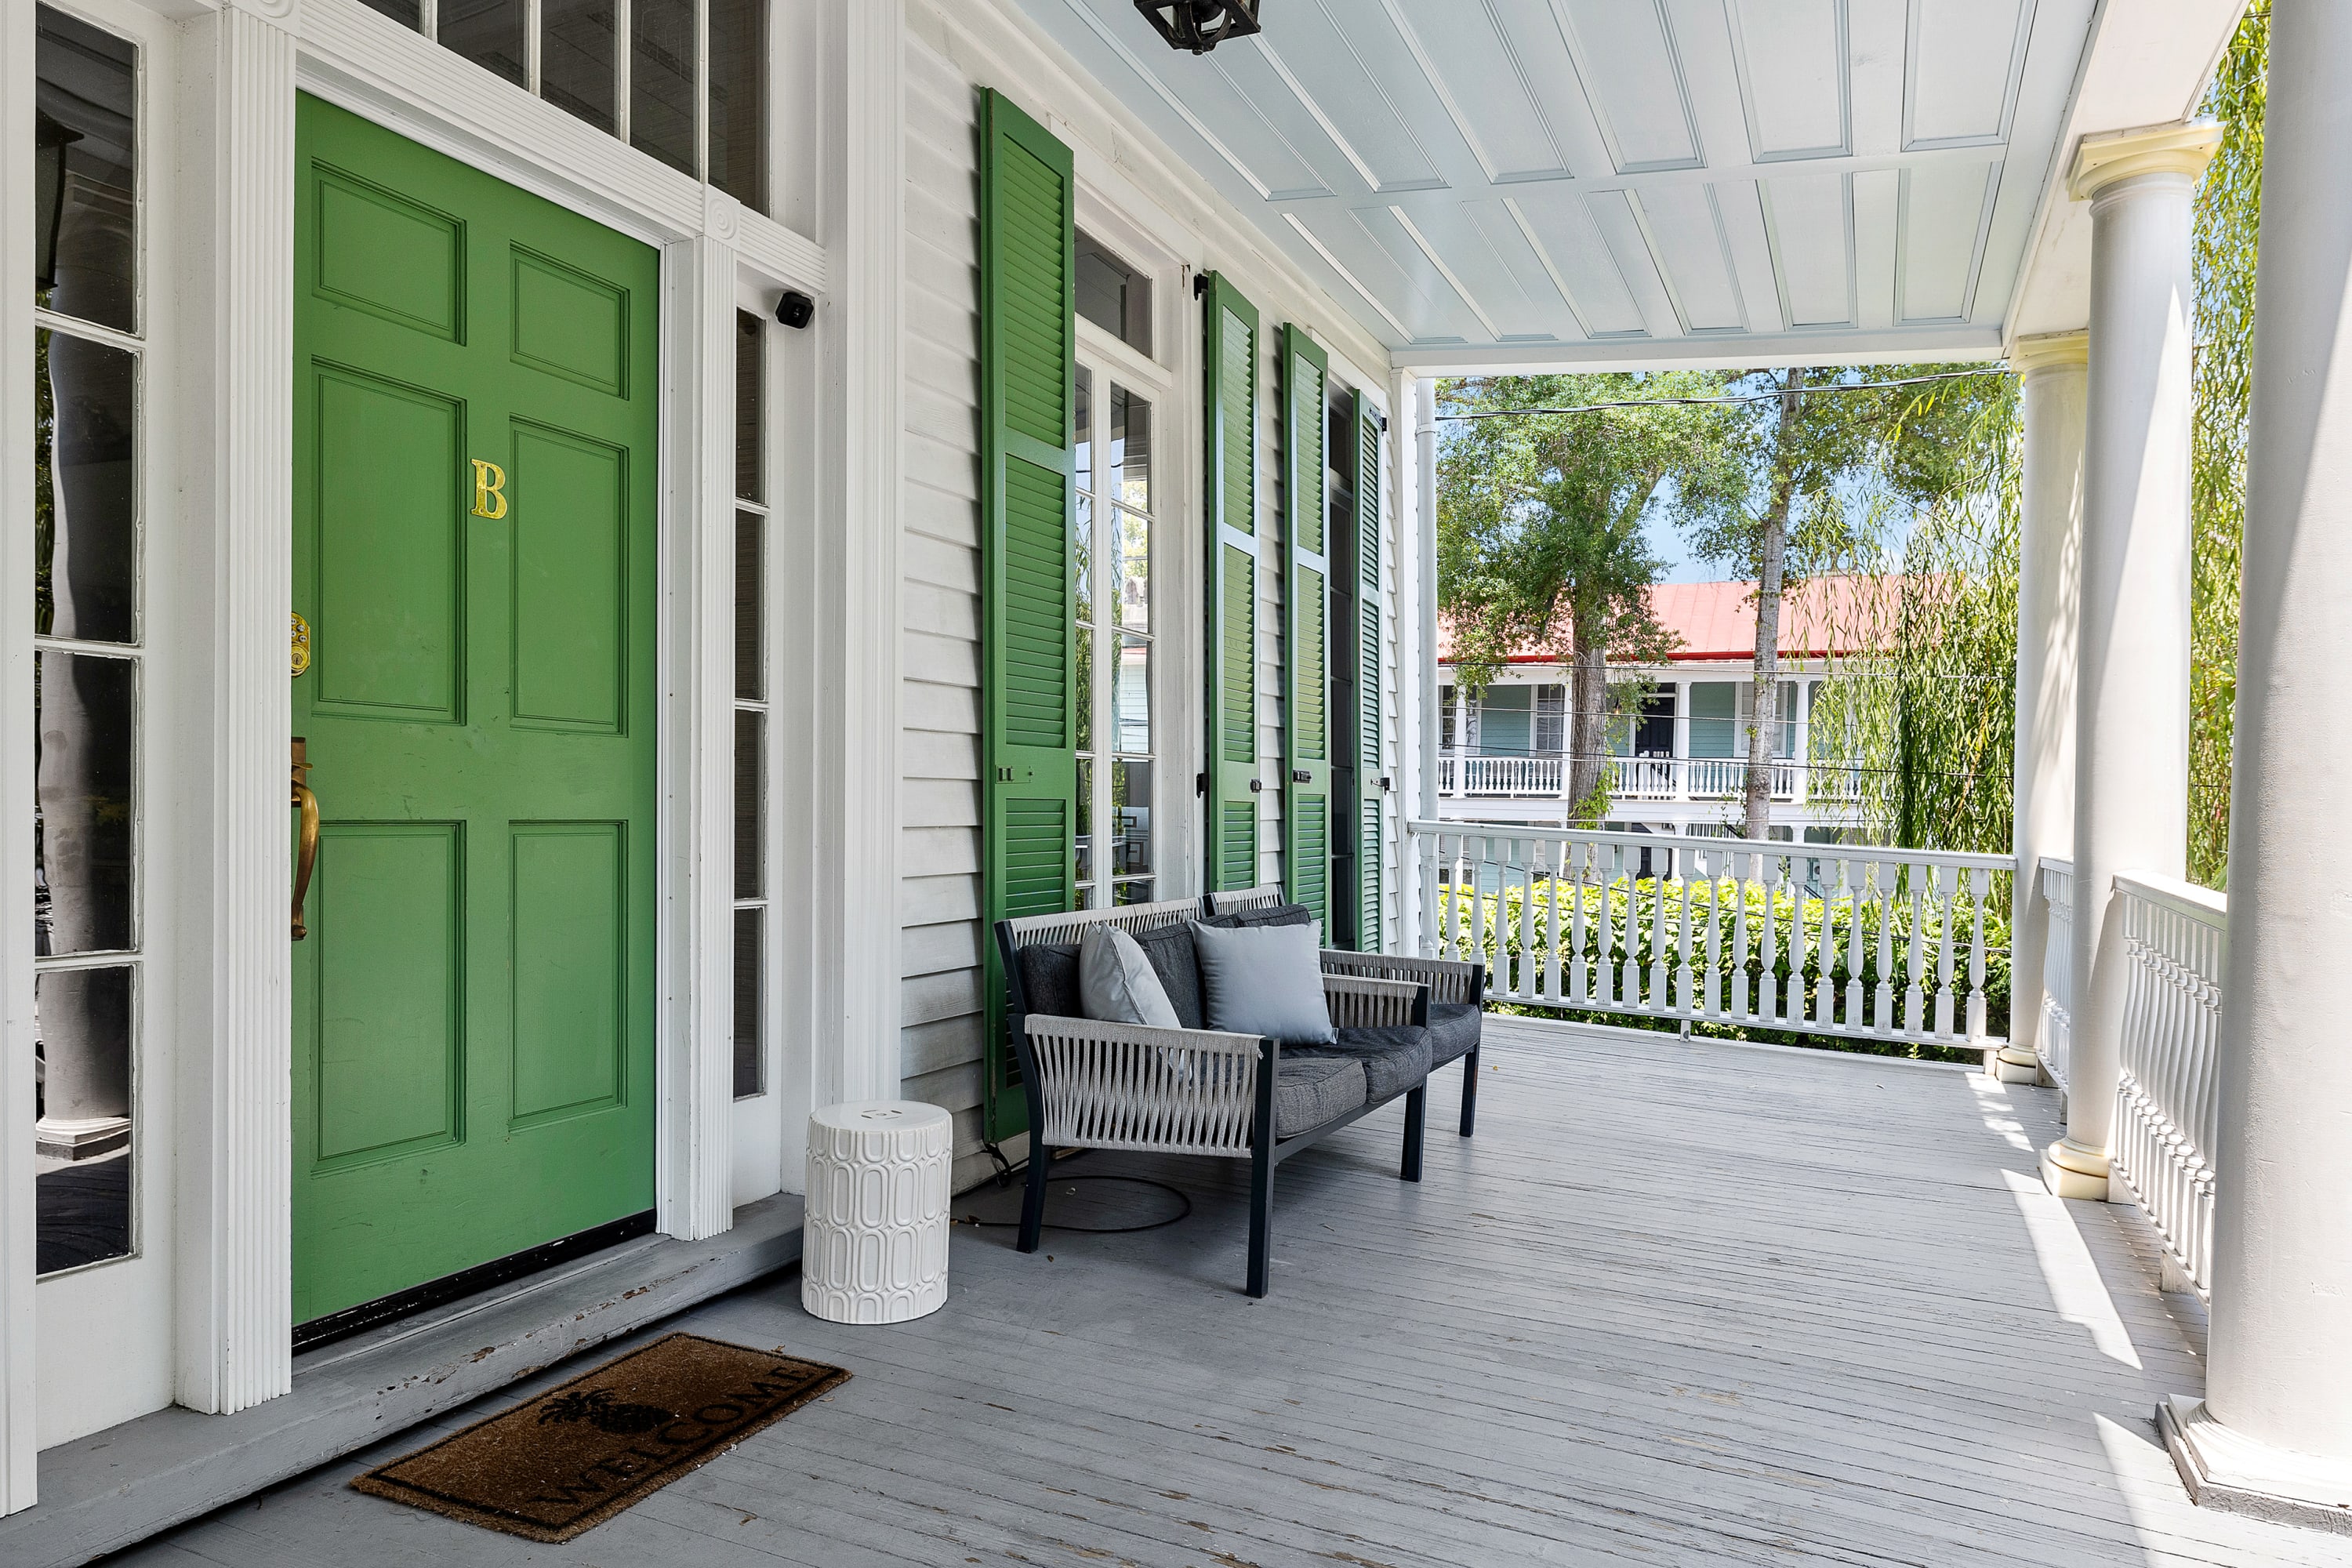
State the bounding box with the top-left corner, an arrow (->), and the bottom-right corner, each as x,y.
291,738 -> 319,941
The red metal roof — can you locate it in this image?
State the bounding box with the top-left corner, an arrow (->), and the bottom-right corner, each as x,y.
1439,575 -> 1877,665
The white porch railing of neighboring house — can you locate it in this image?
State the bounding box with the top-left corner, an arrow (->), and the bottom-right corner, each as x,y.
1438,753 -> 1866,804
2037,858 -> 2074,1091
2108,870 -> 2227,1296
1407,822 -> 2011,1054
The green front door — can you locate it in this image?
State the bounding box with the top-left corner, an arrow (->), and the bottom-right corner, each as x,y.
291,96 -> 660,1326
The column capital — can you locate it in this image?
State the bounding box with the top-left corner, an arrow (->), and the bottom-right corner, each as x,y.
2069,121 -> 2222,201
2011,331 -> 2089,376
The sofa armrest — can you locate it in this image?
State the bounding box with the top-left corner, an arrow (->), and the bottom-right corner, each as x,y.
1322,973 -> 1425,1029
1319,950 -> 1484,1007
1019,1015 -> 1265,1157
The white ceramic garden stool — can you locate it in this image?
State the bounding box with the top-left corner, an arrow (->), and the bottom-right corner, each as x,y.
800,1100 -> 953,1325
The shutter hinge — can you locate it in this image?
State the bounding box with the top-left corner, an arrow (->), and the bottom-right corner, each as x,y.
1196,771 -> 1208,797
1194,272 -> 1211,299
1378,415 -> 1389,433
1379,775 -> 1393,793
1249,778 -> 1265,793
1291,769 -> 1311,784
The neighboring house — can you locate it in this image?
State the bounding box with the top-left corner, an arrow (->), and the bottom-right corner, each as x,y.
1438,578 -> 1871,843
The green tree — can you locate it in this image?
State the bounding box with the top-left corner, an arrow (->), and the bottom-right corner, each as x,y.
2188,0 -> 2266,887
1438,372 -> 1736,820
1679,365 -> 2009,838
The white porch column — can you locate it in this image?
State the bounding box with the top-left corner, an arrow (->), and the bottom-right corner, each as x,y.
173,0 -> 297,1419
2041,123 -> 2215,1203
2164,0 -> 2352,1519
2002,332 -> 2085,1086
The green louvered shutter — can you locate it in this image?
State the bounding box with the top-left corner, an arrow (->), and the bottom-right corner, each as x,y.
1349,390 -> 1383,952
981,90 -> 1078,1142
1203,274 -> 1262,894
1280,325 -> 1331,926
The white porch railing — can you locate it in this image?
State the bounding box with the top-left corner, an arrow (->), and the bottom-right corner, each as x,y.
1437,752 -> 1863,804
2038,858 -> 2074,1091
1407,822 -> 2012,1054
2111,871 -> 2227,1295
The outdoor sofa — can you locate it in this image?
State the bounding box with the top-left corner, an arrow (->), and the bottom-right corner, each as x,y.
993,891 -> 1484,1297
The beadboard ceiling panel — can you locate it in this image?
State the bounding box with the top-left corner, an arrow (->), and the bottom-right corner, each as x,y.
1018,0 -> 2125,365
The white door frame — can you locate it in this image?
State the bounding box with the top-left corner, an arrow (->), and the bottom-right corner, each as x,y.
3,0 -> 904,1506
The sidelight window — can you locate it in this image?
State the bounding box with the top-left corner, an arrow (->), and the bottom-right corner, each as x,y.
31,4 -> 143,1276
731,310 -> 767,1098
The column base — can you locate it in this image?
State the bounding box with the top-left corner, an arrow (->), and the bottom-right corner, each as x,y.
1994,1044 -> 2042,1084
2160,1396 -> 2352,1535
2040,1137 -> 2111,1201
35,1115 -> 132,1162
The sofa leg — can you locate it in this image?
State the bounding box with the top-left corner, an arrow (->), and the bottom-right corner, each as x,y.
1018,1145 -> 1049,1254
1458,1045 -> 1480,1138
1402,1085 -> 1426,1182
1247,1150 -> 1275,1298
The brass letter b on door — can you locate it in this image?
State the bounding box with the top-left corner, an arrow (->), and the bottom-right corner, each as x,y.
470,459 -> 508,519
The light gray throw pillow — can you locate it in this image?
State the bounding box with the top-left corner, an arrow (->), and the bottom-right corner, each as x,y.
1189,919 -> 1336,1044
1079,925 -> 1181,1028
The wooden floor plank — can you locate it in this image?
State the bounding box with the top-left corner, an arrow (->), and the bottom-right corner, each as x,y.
111,1019 -> 2352,1567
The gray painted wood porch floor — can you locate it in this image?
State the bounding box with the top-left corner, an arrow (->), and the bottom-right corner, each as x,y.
112,1018 -> 2352,1567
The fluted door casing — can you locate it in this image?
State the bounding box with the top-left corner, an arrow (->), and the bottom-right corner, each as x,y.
801,1102 -> 952,1324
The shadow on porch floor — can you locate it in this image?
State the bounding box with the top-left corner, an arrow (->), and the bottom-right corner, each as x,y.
111,1018 -> 2352,1566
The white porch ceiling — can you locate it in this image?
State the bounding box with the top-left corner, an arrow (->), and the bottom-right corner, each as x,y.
1014,0 -> 2229,371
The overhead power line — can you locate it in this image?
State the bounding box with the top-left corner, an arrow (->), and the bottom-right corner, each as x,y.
1439,366 -> 2009,420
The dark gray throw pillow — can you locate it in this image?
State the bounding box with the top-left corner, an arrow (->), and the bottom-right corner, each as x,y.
1130,922 -> 1207,1029
1014,942 -> 1082,1019
1189,919 -> 1337,1045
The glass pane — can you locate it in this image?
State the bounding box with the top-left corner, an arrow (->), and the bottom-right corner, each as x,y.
630,0 -> 699,177
1112,879 -> 1156,907
1074,621 -> 1093,756
708,0 -> 767,211
1073,365 -> 1092,496
355,0 -> 423,27
1074,757 -> 1093,889
1114,635 -> 1150,755
34,8 -> 137,332
1072,493 -> 1093,627
732,906 -> 762,1098
1112,758 -> 1152,878
541,0 -> 617,132
1074,231 -> 1152,356
734,709 -> 762,900
36,328 -> 137,644
35,652 -> 134,956
735,310 -> 762,502
1109,386 -> 1150,510
1116,508 -> 1149,633
734,512 -> 763,702
36,963 -> 134,1274
437,0 -> 528,88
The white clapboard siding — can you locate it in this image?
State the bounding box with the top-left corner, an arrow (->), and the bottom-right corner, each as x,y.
901,34 -> 993,1187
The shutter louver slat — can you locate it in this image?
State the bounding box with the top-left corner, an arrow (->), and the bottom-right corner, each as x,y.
1281,325 -> 1331,928
1203,277 -> 1263,891
982,89 -> 1079,1141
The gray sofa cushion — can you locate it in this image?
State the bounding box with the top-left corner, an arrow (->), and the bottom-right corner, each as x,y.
1015,942 -> 1082,1020
1192,920 -> 1338,1045
1205,902 -> 1313,930
1272,1054 -> 1364,1136
1427,1001 -> 1481,1067
1289,1025 -> 1433,1100
1130,922 -> 1206,1029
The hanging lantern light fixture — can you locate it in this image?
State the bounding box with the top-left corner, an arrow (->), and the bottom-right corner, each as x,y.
1133,0 -> 1261,54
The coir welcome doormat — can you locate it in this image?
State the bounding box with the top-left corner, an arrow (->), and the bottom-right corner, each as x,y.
352,1332 -> 851,1542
